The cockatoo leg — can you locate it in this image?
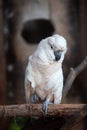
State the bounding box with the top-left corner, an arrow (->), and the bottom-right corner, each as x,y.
32,93 -> 39,103
42,100 -> 53,114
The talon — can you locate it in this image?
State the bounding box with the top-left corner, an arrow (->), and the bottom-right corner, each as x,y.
42,100 -> 53,114
32,94 -> 39,103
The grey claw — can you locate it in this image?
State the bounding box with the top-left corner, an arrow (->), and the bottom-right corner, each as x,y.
42,100 -> 53,114
32,94 -> 39,103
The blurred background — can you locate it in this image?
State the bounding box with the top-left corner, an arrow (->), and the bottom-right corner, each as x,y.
0,0 -> 87,129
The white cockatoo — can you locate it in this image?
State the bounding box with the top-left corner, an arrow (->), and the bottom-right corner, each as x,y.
25,34 -> 67,114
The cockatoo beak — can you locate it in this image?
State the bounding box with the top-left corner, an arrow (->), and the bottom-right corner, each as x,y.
54,50 -> 62,61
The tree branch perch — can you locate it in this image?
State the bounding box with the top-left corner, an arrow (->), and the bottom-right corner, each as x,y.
0,104 -> 86,117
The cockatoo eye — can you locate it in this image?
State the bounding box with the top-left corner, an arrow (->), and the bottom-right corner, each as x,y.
50,45 -> 53,49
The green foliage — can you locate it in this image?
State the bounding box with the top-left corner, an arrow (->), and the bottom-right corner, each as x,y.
9,117 -> 28,130
10,123 -> 21,130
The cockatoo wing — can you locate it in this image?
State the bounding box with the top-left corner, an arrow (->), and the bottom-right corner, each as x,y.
25,61 -> 36,103
25,78 -> 32,103
25,63 -> 34,103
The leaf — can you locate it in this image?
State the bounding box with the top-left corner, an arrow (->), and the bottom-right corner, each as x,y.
9,122 -> 21,130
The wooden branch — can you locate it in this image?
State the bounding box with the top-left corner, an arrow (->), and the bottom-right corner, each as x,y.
62,56 -> 87,99
60,104 -> 87,130
0,104 -> 86,117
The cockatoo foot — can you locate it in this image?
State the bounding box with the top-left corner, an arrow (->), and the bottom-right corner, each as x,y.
42,100 -> 53,114
32,94 -> 39,103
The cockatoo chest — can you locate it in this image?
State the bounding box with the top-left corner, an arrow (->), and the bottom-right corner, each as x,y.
34,64 -> 63,95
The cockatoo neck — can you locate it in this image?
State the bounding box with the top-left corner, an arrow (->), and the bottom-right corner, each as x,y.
34,47 -> 51,64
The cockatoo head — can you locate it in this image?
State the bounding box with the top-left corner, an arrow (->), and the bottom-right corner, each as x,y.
38,34 -> 67,63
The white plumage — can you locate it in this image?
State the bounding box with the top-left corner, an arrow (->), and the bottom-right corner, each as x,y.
25,34 -> 67,113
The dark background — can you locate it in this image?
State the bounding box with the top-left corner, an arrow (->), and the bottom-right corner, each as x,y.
0,0 -> 87,129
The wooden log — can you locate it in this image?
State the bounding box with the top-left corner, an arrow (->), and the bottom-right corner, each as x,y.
0,104 -> 86,117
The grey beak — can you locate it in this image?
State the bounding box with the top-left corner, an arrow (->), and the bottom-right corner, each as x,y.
54,50 -> 62,61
